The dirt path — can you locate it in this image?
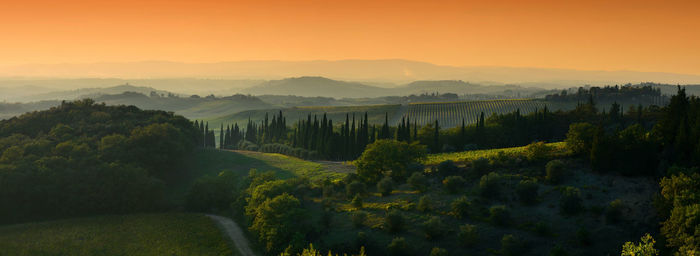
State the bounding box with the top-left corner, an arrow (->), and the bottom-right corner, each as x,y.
206,214 -> 257,256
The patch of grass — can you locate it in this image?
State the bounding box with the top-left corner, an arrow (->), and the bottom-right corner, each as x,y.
425,142 -> 567,165
0,213 -> 234,256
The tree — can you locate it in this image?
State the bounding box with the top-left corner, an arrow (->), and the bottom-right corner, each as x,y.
621,234 -> 658,256
250,193 -> 308,254
355,140 -> 426,183
442,176 -> 466,194
565,122 -> 597,155
407,172 -> 428,192
377,176 -> 395,196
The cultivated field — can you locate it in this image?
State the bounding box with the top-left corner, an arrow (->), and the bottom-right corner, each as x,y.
0,213 -> 234,256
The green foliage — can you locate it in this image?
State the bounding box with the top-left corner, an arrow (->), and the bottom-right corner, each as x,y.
355,140 -> 426,183
429,247 -> 448,256
385,210 -> 405,233
346,181 -> 367,198
565,122 -> 597,155
560,187 -> 584,215
471,157 -> 491,177
377,176 -> 395,196
479,172 -> 502,198
0,100 -> 197,224
451,196 -> 471,219
250,193 -> 309,254
501,234 -> 525,256
442,175 -> 466,194
407,172 -> 428,192
661,203 -> 700,252
516,179 -> 539,204
387,237 -> 410,256
457,224 -> 479,247
546,160 -> 567,184
621,234 -> 658,256
417,195 -> 433,212
0,213 -> 232,256
489,205 -> 511,226
286,244 -> 367,256
525,141 -> 553,162
422,216 -> 447,240
437,160 -> 459,176
425,142 -> 567,166
549,244 -> 568,256
351,211 -> 368,228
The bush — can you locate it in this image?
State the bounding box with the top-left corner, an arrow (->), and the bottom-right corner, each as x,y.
442,175 -> 466,194
576,227 -> 592,246
385,210 -> 405,233
489,205 -> 511,226
417,195 -> 433,212
501,234 -> 525,256
351,211 -> 368,227
429,247 -> 448,256
534,221 -> 551,237
458,224 -> 479,247
387,237 -> 409,256
621,234 -> 658,256
479,172 -> 502,198
549,244 -> 568,256
377,176 -> 395,196
451,196 -> 471,219
422,216 -> 447,240
437,160 -> 459,176
346,181 -> 367,198
407,172 -> 428,192
546,160 -> 567,184
525,141 -> 553,162
565,122 -> 597,155
605,199 -> 624,224
351,195 -> 363,208
516,179 -> 539,205
471,157 -> 490,177
560,187 -> 584,215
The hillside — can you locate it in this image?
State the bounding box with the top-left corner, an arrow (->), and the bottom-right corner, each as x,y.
242,76 -> 393,98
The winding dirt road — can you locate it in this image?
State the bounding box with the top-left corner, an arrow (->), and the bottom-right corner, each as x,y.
206,214 -> 257,256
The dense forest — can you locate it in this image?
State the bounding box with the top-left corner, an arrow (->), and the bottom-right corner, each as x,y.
0,99 -> 197,224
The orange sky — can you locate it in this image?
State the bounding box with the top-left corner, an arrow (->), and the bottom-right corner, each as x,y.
1,0 -> 699,74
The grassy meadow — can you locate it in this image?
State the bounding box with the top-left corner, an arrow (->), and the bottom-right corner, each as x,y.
0,213 -> 234,256
424,142 -> 568,165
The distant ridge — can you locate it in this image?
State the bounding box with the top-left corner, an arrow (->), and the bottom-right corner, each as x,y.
3,59 -> 700,87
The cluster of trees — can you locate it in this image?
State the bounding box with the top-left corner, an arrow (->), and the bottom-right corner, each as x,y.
545,84 -> 667,106
0,99 -> 198,224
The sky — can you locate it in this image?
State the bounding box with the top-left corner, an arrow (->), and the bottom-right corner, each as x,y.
1,0 -> 699,75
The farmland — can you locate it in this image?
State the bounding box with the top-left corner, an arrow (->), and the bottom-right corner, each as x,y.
398,99 -> 548,127
0,213 -> 234,256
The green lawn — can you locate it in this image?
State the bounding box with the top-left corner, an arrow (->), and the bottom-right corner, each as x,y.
0,213 -> 234,256
424,142 -> 568,165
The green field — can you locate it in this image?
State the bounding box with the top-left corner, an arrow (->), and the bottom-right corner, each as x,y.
424,142 -> 568,165
0,213 -> 234,256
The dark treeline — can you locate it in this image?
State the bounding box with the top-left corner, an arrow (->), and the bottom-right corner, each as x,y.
545,83 -> 667,106
0,99 -> 198,224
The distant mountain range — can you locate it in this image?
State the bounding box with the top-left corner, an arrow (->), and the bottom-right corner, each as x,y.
3,59 -> 700,87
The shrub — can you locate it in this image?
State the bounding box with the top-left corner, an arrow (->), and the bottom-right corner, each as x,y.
534,221 -> 551,237
351,211 -> 368,227
442,175 -> 466,194
458,224 -> 479,247
471,157 -> 490,177
437,160 -> 459,176
351,195 -> 363,208
429,247 -> 448,256
407,172 -> 428,192
346,181 -> 367,198
489,205 -> 511,226
516,179 -> 539,205
377,176 -> 395,196
501,234 -> 525,256
387,237 -> 409,256
621,234 -> 658,256
422,216 -> 447,240
576,227 -> 592,246
605,199 -> 624,224
385,210 -> 405,233
525,141 -> 553,162
560,187 -> 584,215
451,196 -> 471,219
479,172 -> 502,198
549,244 -> 568,256
546,160 -> 567,184
417,195 -> 433,212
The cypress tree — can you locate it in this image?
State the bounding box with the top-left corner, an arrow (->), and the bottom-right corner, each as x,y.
433,120 -> 440,153
219,124 -> 224,149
